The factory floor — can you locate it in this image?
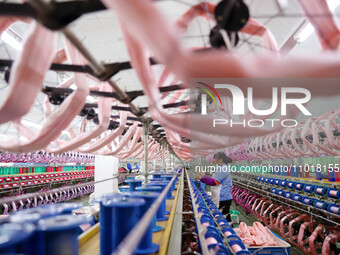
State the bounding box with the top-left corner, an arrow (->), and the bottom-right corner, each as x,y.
231,203 -> 306,255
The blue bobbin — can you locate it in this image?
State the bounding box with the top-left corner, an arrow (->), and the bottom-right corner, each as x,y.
287,181 -> 295,189
277,189 -> 285,196
125,179 -> 143,191
301,196 -> 316,206
128,192 -> 160,254
162,174 -> 176,191
327,188 -> 340,199
226,235 -> 250,254
314,186 -> 328,196
0,223 -> 35,254
149,178 -> 165,182
313,200 -> 328,210
283,191 -> 293,199
292,194 -> 302,202
221,226 -> 236,237
145,183 -> 170,219
37,215 -> 90,255
136,186 -> 163,232
9,212 -> 42,255
101,197 -> 145,255
148,180 -> 173,202
41,202 -> 83,215
295,182 -> 304,191
280,180 -> 287,188
327,204 -> 340,215
150,171 -> 164,179
91,193 -> 125,255
303,184 -> 315,193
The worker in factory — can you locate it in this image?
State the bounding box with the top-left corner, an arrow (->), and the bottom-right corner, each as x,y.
199,151 -> 233,222
134,163 -> 140,173
127,162 -> 133,173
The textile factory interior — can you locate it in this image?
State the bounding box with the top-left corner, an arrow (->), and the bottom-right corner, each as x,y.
0,0 -> 339,254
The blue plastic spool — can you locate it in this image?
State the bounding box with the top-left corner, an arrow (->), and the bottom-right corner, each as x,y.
280,180 -> 287,188
277,190 -> 284,196
150,171 -> 163,179
269,178 -> 275,184
41,202 -> 83,215
101,197 -> 145,255
12,206 -> 60,219
147,181 -> 173,201
37,215 -> 90,255
197,207 -> 210,215
9,211 -> 44,255
313,200 -> 328,210
221,226 -> 236,237
146,183 -> 170,218
200,216 -> 215,227
212,211 -> 224,218
91,193 -> 125,255
295,182 -> 304,191
274,179 -> 280,186
327,188 -> 340,199
256,177 -> 260,182
226,235 -> 249,254
216,218 -> 229,227
128,192 -> 160,254
208,243 -> 231,255
260,177 -> 265,182
301,196 -> 315,205
194,180 -> 202,188
158,178 -> 175,199
208,204 -> 218,211
287,181 -> 295,189
292,194 -> 302,202
125,180 -> 143,191
136,186 -> 163,231
264,178 -> 269,183
327,204 -> 340,215
205,227 -> 224,243
284,192 -> 293,199
303,184 -> 315,193
149,178 -> 165,182
162,175 -> 176,190
0,223 -> 35,254
314,186 -> 328,196
270,188 -> 277,194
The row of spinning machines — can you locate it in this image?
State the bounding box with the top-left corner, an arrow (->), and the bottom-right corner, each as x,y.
231,172 -> 340,255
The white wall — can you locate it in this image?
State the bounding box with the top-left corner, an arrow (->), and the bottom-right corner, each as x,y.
94,155 -> 118,198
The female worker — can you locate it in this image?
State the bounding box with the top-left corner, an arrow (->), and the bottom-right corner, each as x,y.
199,151 -> 233,222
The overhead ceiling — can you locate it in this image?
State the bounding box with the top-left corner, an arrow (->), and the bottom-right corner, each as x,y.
0,0 -> 339,149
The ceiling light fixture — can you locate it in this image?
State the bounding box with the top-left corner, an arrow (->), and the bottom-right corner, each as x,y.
0,31 -> 22,51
